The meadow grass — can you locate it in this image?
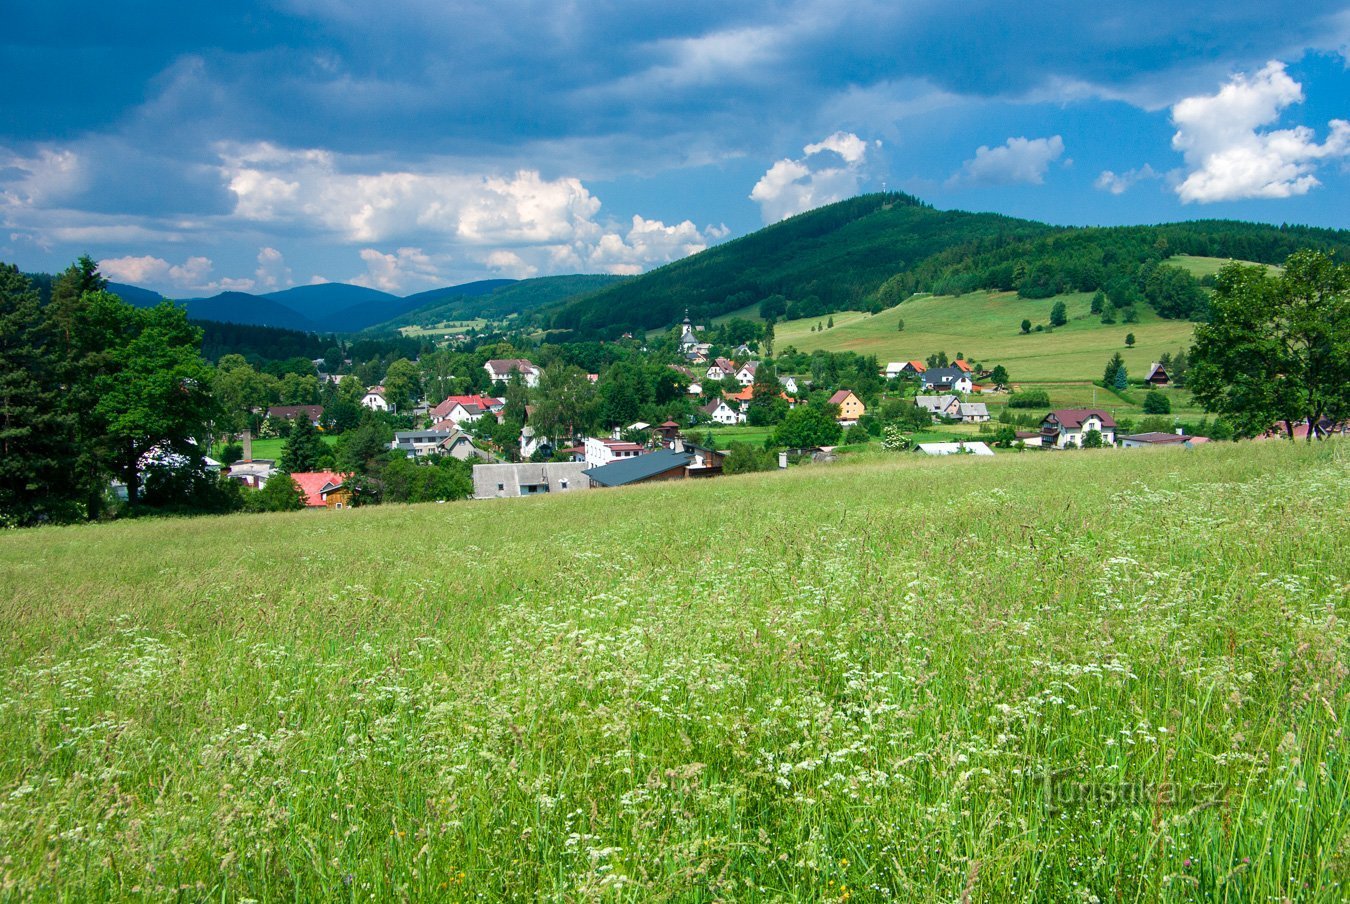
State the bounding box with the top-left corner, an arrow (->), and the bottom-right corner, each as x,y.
774,291 -> 1195,383
1,441 -> 1347,901
212,435 -> 338,462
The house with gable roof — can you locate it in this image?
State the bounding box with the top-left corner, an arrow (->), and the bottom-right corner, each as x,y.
1040,409 -> 1118,448
484,358 -> 541,388
828,389 -> 865,424
290,471 -> 354,508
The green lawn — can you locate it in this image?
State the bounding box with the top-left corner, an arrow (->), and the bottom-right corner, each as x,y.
775,290 -> 1196,382
212,434 -> 338,462
1165,254 -> 1280,279
1,441 -> 1346,900
398,319 -> 489,338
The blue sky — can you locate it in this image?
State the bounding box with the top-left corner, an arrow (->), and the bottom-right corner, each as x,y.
3,1 -> 1348,297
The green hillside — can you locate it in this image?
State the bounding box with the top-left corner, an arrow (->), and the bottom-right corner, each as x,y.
1,441 -> 1346,899
546,194 -> 1350,338
776,289 -> 1195,382
548,193 -> 1055,336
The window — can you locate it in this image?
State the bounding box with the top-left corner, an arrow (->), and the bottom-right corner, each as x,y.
497,483 -> 504,491
559,479 -> 569,489
335,503 -> 343,509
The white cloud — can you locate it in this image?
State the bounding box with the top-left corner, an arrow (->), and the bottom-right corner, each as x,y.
948,135 -> 1065,187
218,142 -> 719,281
351,247 -> 443,293
0,147 -> 85,207
1094,164 -> 1161,195
98,254 -> 174,285
750,131 -> 874,223
254,246 -> 292,290
1170,61 -> 1350,203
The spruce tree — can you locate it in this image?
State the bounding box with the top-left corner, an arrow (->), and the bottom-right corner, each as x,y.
0,265 -> 76,524
280,416 -> 325,473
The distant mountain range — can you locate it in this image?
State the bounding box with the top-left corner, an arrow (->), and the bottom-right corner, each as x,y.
107,276 -> 609,333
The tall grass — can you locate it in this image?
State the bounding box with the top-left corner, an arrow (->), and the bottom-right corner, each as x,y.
0,441 -> 1346,900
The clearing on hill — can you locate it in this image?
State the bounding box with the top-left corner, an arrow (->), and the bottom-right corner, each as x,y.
774,290 -> 1196,382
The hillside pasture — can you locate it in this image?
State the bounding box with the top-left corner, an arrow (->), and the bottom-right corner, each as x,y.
0,441 -> 1346,900
775,290 -> 1197,382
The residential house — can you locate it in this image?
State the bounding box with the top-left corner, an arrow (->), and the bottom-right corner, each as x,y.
484,358 -> 541,388
921,367 -> 974,393
779,375 -> 800,395
956,402 -> 990,423
1040,409 -> 1118,448
1144,362 -> 1170,386
952,359 -> 973,373
472,462 -> 591,499
733,342 -> 754,357
290,471 -> 354,508
583,436 -> 646,467
1121,431 -> 1206,449
706,358 -> 736,381
267,404 -> 325,426
429,394 -> 504,427
583,449 -> 696,488
1014,430 -> 1043,448
828,389 -> 866,424
915,394 -> 961,420
702,398 -> 740,425
392,429 -> 480,460
361,386 -> 390,411
914,441 -> 995,456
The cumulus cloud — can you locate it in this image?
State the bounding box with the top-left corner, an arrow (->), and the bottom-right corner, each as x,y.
351,247 -> 444,293
98,254 -> 260,294
750,131 -> 875,223
1170,61 -> 1350,203
948,135 -> 1065,187
253,246 -> 292,290
1094,164 -> 1162,195
218,142 -> 719,282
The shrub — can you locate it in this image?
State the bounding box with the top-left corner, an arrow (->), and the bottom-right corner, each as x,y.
1142,391 -> 1171,415
1008,389 -> 1051,409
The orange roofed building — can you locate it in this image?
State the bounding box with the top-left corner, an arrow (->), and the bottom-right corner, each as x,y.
289,471 -> 354,509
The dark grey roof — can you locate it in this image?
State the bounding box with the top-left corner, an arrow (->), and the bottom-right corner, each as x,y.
582,449 -> 693,487
923,366 -> 968,385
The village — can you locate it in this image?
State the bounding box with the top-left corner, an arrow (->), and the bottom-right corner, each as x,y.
216,312 -> 1230,508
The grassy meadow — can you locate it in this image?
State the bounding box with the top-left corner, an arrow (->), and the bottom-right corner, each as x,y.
775,290 -> 1195,383
1,441 -> 1348,900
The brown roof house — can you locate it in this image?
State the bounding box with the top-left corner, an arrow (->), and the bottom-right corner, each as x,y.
1040,409 -> 1117,448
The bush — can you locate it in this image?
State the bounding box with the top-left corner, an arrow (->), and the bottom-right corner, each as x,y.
1142,390 -> 1171,415
723,442 -> 777,475
1008,389 -> 1051,409
844,424 -> 870,444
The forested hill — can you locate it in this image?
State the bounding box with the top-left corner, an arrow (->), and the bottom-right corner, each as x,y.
545,193 -> 1053,336
543,193 -> 1350,338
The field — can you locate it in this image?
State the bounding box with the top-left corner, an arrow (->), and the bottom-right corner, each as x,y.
1,441 -> 1347,900
212,434 -> 337,462
1166,255 -> 1281,280
398,319 -> 489,338
775,290 -> 1196,383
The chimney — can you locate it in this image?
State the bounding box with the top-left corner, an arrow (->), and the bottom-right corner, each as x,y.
242,429 -> 252,462
673,437 -> 684,453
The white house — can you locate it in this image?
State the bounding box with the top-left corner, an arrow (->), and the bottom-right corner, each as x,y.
1039,409 -> 1118,448
735,361 -> 759,386
956,402 -> 990,423
583,436 -> 646,467
779,375 -> 800,395
706,358 -> 736,381
392,429 -> 479,460
484,358 -> 541,388
921,367 -> 974,394
361,386 -> 390,411
702,398 -> 740,425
